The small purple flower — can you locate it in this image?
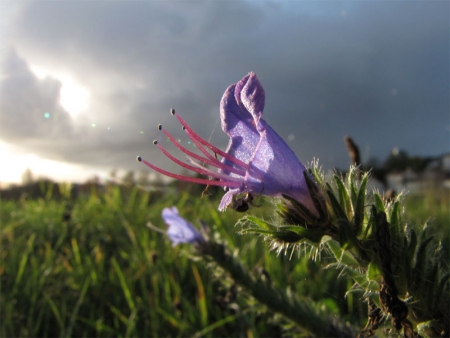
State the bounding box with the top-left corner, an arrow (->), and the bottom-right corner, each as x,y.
138,72 -> 317,215
162,206 -> 205,247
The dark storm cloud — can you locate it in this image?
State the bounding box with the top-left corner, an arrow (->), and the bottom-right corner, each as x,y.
0,50 -> 73,142
0,50 -> 150,167
1,0 -> 448,174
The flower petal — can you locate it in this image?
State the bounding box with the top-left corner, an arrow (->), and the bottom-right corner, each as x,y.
236,72 -> 265,120
219,82 -> 260,175
248,119 -> 317,214
219,72 -> 318,215
162,207 -> 204,246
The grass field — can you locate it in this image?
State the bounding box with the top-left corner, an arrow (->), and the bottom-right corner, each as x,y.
1,182 -> 448,337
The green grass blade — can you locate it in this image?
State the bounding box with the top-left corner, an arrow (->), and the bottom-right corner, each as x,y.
71,237 -> 83,273
111,257 -> 136,313
12,233 -> 36,295
65,276 -> 91,338
192,265 -> 208,327
43,292 -> 64,335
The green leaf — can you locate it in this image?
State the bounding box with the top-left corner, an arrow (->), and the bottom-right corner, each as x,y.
412,235 -> 434,291
337,219 -> 360,250
366,261 -> 382,282
389,200 -> 401,245
424,262 -> 440,310
435,272 -> 450,308
348,169 -> 358,209
318,298 -> 340,315
333,175 -> 352,218
353,174 -> 368,236
281,226 -> 326,243
311,166 -> 325,186
303,171 -> 328,221
361,207 -> 374,241
326,184 -> 348,221
342,266 -> 380,292
407,228 -> 418,259
241,215 -> 277,230
373,193 -> 385,213
281,193 -> 318,221
240,228 -> 304,243
326,239 -> 360,267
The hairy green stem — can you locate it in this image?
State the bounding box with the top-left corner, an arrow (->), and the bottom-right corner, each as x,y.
205,242 -> 354,337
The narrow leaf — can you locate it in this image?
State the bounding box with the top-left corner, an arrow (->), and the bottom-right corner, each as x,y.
353,174 -> 368,236
373,193 -> 385,213
326,184 -> 348,221
241,215 -> 277,230
326,239 -> 360,267
334,175 -> 352,217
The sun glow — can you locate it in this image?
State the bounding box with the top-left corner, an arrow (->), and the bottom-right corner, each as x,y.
0,142 -> 106,187
60,80 -> 89,116
30,66 -> 89,117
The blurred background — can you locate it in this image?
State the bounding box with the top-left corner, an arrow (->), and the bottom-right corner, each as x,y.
1,2 -> 449,336
1,1 -> 448,188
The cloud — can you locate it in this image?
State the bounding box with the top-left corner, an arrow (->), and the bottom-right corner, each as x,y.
0,0 -> 448,178
0,49 -> 73,142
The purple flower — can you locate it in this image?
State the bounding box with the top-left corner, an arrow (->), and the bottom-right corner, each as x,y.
162,207 -> 205,247
138,72 -> 317,215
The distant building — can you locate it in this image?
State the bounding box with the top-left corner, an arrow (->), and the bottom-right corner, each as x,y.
386,153 -> 450,193
442,153 -> 450,189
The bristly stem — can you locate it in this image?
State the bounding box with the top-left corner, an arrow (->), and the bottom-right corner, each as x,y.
205,241 -> 355,337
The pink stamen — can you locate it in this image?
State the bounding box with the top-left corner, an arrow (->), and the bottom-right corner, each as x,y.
184,128 -> 224,164
160,127 -> 246,177
156,143 -> 243,184
173,112 -> 250,170
137,156 -> 242,188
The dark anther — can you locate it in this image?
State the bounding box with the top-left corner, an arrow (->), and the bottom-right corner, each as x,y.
170,108 -> 175,115
153,140 -> 158,145
232,192 -> 256,212
182,126 -> 186,131
158,124 -> 162,130
136,156 -> 142,162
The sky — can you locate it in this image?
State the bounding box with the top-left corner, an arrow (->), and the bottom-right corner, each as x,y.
1,1 -> 449,186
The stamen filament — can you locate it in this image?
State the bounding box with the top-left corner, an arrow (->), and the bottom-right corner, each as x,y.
137,157 -> 242,188
184,129 -> 224,164
161,128 -> 246,177
156,143 -> 244,184
173,112 -> 250,170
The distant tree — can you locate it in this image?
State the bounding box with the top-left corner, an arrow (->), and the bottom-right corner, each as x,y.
109,169 -> 117,180
383,150 -> 430,174
384,149 -> 409,172
21,168 -> 34,185
150,172 -> 167,189
364,157 -> 387,188
409,156 -> 429,173
122,171 -> 135,186
137,170 -> 150,187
